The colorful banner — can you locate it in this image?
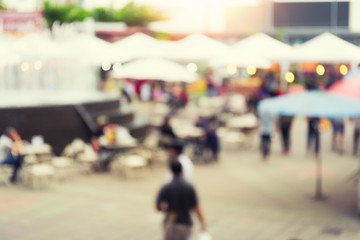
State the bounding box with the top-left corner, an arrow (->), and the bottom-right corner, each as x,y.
0,11 -> 43,33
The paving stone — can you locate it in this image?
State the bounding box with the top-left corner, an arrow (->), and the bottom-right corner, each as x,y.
0,118 -> 360,239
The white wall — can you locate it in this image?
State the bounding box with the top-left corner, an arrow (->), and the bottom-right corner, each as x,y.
350,0 -> 360,33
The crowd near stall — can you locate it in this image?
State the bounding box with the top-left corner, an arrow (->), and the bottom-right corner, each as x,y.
2,30 -> 360,212
4,1 -> 360,239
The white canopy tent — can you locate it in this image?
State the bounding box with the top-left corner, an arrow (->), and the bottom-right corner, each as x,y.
210,50 -> 272,69
112,58 -> 197,82
10,34 -> 106,91
112,33 -> 164,62
62,34 -> 125,65
160,33 -> 229,62
232,33 -> 294,89
290,32 -> 360,66
11,35 -> 68,91
0,41 -> 20,90
12,34 -> 65,60
232,33 -> 294,62
0,42 -> 20,65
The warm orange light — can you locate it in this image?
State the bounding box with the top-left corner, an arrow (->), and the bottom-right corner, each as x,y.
320,118 -> 331,131
226,64 -> 237,75
34,61 -> 42,70
21,62 -> 29,72
285,72 -> 295,83
316,64 -> 325,76
339,64 -> 348,76
246,65 -> 256,75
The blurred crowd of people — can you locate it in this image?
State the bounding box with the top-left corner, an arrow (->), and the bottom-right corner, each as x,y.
160,115 -> 220,162
259,113 -> 360,161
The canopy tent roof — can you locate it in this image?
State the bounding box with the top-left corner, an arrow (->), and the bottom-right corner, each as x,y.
210,50 -> 271,68
290,32 -> 360,63
112,58 -> 197,82
0,40 -> 20,65
62,34 -> 125,65
112,33 -> 164,61
12,34 -> 64,60
258,91 -> 360,118
232,33 -> 294,62
160,33 -> 230,62
178,33 -> 228,51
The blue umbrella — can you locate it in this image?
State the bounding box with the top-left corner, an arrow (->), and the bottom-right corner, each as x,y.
258,91 -> 360,200
258,91 -> 360,118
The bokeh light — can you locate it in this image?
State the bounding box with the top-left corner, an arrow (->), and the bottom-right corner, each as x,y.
21,62 -> 29,72
226,64 -> 237,75
316,64 -> 325,76
246,65 -> 257,75
102,62 -> 111,71
34,61 -> 42,71
339,64 -> 348,76
186,63 -> 198,73
113,62 -> 122,72
285,72 -> 295,83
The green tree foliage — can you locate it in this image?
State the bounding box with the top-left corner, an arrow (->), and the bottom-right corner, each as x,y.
43,1 -> 166,28
43,1 -> 91,27
92,8 -> 115,22
115,2 -> 167,27
0,0 -> 6,10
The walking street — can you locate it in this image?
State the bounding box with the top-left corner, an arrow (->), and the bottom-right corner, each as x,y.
1,118 -> 360,240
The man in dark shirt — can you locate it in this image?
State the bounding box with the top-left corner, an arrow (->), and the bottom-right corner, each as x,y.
159,116 -> 177,149
156,161 -> 206,240
278,115 -> 293,155
307,117 -> 320,158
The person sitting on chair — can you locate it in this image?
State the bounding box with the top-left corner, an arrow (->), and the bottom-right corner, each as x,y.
91,116 -> 113,172
0,127 -> 24,183
204,117 -> 220,161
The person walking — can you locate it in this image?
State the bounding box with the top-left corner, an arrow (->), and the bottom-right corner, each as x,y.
156,161 -> 207,240
159,116 -> 178,149
331,118 -> 345,154
278,115 -> 293,155
259,112 -> 274,161
0,127 -> 24,183
353,118 -> 360,157
166,142 -> 194,182
307,117 -> 320,158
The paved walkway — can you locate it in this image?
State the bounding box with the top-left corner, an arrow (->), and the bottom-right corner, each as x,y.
1,118 -> 360,240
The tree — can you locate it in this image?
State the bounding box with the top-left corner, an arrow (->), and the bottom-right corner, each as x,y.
92,8 -> 115,22
114,2 -> 167,27
43,1 -> 91,28
0,0 -> 7,10
43,1 -> 166,28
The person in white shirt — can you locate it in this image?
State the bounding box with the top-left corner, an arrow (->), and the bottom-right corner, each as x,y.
0,127 -> 24,183
166,142 -> 194,182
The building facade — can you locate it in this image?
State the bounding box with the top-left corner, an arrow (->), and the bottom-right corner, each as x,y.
225,0 -> 360,43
